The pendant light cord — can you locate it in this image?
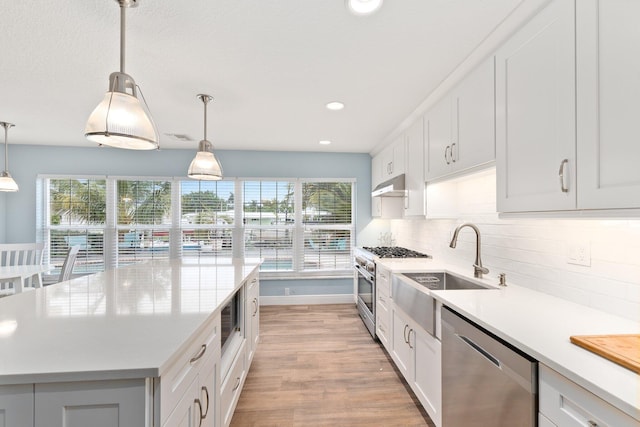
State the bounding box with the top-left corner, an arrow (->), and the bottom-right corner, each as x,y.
203,99 -> 208,141
3,124 -> 8,171
120,5 -> 126,73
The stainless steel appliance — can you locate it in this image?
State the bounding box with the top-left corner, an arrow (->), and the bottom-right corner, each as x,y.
354,246 -> 430,339
441,306 -> 537,426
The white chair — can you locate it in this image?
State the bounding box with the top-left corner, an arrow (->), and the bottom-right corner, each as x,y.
0,242 -> 45,291
59,245 -> 81,283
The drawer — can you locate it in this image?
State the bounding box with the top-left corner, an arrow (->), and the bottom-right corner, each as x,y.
160,313 -> 220,425
221,342 -> 247,427
246,274 -> 258,293
376,285 -> 390,313
539,364 -> 638,427
376,269 -> 391,294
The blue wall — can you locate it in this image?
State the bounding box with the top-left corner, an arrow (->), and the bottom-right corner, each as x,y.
1,145 -> 375,296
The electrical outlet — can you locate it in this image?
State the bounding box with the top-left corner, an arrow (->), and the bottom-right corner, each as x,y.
284,287 -> 290,296
567,241 -> 591,266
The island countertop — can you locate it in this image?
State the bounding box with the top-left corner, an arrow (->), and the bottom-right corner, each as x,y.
0,257 -> 261,385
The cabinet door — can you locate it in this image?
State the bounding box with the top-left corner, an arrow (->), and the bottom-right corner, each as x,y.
0,385 -> 33,427
391,309 -> 412,379
35,379 -> 146,427
371,152 -> 383,188
392,137 -> 406,176
425,96 -> 453,180
412,327 -> 441,427
496,0 -> 576,212
245,275 -> 260,364
404,117 -> 426,217
454,56 -> 496,172
577,0 -> 640,209
164,377 -> 200,427
380,145 -> 395,178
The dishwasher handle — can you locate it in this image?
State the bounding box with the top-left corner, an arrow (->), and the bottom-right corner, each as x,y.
458,334 -> 500,368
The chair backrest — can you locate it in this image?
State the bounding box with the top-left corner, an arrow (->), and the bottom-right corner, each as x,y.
59,245 -> 81,283
0,243 -> 45,267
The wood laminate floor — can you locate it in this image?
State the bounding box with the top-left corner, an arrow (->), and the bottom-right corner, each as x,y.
231,304 -> 434,427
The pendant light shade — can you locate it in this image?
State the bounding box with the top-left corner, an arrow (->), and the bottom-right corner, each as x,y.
188,94 -> 223,181
0,122 -> 19,192
84,0 -> 158,150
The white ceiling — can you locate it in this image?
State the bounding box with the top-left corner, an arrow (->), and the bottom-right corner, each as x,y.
2,0 -> 524,153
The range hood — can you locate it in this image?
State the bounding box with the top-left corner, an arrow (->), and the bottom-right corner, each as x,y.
372,174 -> 406,197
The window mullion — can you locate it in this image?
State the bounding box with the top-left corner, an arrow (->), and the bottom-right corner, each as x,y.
105,178 -> 117,269
293,180 -> 303,272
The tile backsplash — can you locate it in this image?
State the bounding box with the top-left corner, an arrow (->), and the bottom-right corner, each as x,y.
390,169 -> 640,321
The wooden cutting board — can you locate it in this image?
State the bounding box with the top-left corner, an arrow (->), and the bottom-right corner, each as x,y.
570,334 -> 640,374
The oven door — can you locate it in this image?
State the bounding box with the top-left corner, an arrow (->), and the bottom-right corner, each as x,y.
355,263 -> 376,338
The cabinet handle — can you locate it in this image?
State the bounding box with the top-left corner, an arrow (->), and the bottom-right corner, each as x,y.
189,344 -> 207,364
194,398 -> 204,427
201,386 -> 210,418
558,159 -> 569,193
408,329 -> 414,349
252,298 -> 258,316
403,324 -> 410,344
444,146 -> 451,164
232,376 -> 241,391
451,143 -> 456,163
587,421 -> 598,427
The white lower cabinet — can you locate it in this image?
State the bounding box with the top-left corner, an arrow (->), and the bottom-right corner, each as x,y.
221,342 -> 247,427
34,379 -> 147,427
0,385 -> 33,427
164,351 -> 218,427
391,307 -> 441,427
376,266 -> 392,350
245,274 -> 260,365
539,364 -> 638,427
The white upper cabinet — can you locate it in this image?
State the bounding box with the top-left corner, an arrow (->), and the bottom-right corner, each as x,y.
496,0 -> 576,212
453,57 -> 495,172
425,96 -> 453,180
576,0 -> 640,209
404,117 -> 426,217
426,57 -> 495,181
380,136 -> 406,180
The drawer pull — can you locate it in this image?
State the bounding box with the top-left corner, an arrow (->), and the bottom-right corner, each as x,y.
403,324 -> 410,344
189,344 -> 207,364
201,386 -> 210,418
253,298 -> 258,316
232,376 -> 241,391
587,422 -> 598,427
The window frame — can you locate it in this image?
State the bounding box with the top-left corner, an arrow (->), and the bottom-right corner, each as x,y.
38,175 -> 355,279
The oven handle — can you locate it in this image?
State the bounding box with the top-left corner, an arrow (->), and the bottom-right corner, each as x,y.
354,263 -> 374,283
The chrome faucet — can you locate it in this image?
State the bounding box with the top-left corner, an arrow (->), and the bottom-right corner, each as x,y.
449,223 -> 489,279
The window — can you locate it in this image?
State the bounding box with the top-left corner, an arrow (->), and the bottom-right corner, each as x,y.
40,176 -> 354,277
45,178 -> 106,274
117,179 -> 172,265
243,181 -> 295,271
301,182 -> 353,271
180,180 -> 234,258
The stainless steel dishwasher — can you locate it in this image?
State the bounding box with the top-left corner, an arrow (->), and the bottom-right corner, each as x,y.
441,306 -> 537,427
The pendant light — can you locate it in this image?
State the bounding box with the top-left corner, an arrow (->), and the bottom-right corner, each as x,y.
0,122 -> 19,192
84,0 -> 158,150
188,94 -> 223,180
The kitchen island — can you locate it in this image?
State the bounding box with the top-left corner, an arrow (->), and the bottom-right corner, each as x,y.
0,257 -> 261,427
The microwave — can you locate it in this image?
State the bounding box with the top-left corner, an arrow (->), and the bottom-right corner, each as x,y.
221,289 -> 242,355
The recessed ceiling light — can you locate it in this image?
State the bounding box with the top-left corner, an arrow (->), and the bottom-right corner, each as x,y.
319,140 -> 332,145
326,101 -> 345,111
346,0 -> 383,16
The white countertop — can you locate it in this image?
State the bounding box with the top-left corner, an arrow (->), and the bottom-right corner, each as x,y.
0,257 -> 261,385
375,257 -> 640,422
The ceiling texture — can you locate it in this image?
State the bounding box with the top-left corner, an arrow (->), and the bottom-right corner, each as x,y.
2,0 -> 523,153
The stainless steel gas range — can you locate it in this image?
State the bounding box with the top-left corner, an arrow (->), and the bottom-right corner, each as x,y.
354,246 -> 431,339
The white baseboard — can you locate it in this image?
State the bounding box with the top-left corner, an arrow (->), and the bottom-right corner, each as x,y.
260,294 -> 355,306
